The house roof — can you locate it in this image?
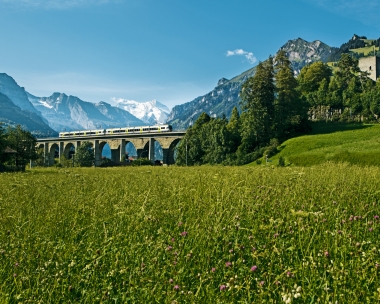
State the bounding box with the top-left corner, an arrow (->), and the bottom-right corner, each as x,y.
4,147 -> 17,154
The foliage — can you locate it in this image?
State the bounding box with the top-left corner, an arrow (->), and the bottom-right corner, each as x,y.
0,165 -> 380,302
1,125 -> 37,171
131,157 -> 152,166
74,141 -> 95,167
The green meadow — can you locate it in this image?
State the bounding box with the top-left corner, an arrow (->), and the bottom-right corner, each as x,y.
1,163 -> 380,302
269,122 -> 380,167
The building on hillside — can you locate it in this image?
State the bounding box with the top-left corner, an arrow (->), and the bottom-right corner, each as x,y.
358,56 -> 380,82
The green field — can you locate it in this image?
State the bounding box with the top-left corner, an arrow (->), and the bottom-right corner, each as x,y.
267,122 -> 380,167
1,164 -> 380,302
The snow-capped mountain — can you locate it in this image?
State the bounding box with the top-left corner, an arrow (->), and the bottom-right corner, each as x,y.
114,99 -> 170,125
27,92 -> 144,132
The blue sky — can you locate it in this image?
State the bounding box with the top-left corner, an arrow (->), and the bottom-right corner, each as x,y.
0,0 -> 379,109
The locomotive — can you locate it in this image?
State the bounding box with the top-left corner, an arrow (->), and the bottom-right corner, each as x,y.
58,124 -> 172,138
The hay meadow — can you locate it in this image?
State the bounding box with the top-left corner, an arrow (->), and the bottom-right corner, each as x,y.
1,164 -> 380,303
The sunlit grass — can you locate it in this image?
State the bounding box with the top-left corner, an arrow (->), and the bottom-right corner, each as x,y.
1,165 -> 380,302
270,122 -> 380,167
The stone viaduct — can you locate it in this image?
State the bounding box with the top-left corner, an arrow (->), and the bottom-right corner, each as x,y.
36,132 -> 185,166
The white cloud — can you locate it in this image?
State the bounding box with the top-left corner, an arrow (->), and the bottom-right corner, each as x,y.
0,0 -> 118,9
226,49 -> 257,64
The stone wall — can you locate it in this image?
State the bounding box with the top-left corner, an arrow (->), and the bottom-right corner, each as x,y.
358,56 -> 380,82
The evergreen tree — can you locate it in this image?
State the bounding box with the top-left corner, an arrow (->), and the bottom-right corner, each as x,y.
74,141 -> 95,167
274,50 -> 302,140
226,106 -> 241,151
239,58 -> 275,153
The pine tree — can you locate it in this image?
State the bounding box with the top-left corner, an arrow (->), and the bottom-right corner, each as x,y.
239,58 -> 275,152
274,50 -> 300,140
226,106 -> 241,151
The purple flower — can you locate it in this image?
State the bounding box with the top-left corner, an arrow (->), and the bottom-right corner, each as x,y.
220,285 -> 227,291
259,281 -> 265,286
13,273 -> 17,277
167,246 -> 173,251
173,261 -> 177,265
178,222 -> 183,226
376,263 -> 379,269
286,271 -> 294,278
374,215 -> 379,220
211,267 -> 216,273
225,262 -> 232,267
229,249 -> 233,253
180,231 -> 188,237
349,217 -> 353,221
174,285 -> 180,290
369,228 -> 373,232
250,265 -> 258,272
324,251 -> 329,257
274,233 -> 279,238
171,238 -> 175,242
275,281 -> 280,285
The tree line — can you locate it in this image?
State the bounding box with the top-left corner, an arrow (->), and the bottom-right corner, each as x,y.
176,51 -> 380,166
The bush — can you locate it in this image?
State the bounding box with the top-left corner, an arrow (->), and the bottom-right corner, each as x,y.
278,156 -> 285,167
131,157 -> 152,166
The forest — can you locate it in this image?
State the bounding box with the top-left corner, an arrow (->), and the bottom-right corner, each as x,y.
175,51 -> 380,166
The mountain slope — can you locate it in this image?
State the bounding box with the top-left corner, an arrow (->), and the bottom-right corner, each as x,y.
27,92 -> 145,132
0,73 -> 44,118
115,99 -> 170,124
0,92 -> 57,136
168,38 -> 336,130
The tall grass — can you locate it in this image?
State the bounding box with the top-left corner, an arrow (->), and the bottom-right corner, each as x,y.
0,165 -> 380,302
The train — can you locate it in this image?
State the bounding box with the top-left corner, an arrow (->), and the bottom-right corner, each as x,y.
58,124 -> 173,138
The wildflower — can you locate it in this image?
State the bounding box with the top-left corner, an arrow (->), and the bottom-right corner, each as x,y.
167,246 -> 173,251
259,281 -> 265,286
324,251 -> 329,257
171,238 -> 175,242
252,247 -> 256,252
0,250 -> 4,254
250,265 -> 258,272
369,228 -> 373,232
374,215 -> 379,220
14,263 -> 19,267
338,230 -> 342,234
286,271 -> 294,277
294,293 -> 301,298
180,231 -> 188,237
13,273 -> 17,277
275,281 -> 280,285
178,222 -> 183,226
249,235 -> 253,240
229,249 -> 233,253
349,217 -> 353,221
240,245 -> 245,250
211,267 -> 216,273
220,285 -> 227,291
174,285 -> 180,291
375,263 -> 379,269
173,261 -> 177,265
225,262 -> 232,267
274,233 -> 279,238
169,278 -> 174,284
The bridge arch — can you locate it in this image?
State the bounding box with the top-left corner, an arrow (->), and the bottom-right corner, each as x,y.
48,143 -> 59,166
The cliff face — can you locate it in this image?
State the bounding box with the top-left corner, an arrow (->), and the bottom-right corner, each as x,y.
0,92 -> 57,136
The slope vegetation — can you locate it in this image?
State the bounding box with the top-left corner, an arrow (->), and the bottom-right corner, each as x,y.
269,122 -> 380,166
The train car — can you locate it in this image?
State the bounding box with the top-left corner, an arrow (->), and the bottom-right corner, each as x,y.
59,129 -> 105,138
58,125 -> 172,138
105,124 -> 172,135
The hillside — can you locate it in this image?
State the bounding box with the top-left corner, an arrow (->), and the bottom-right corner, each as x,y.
264,122 -> 380,167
